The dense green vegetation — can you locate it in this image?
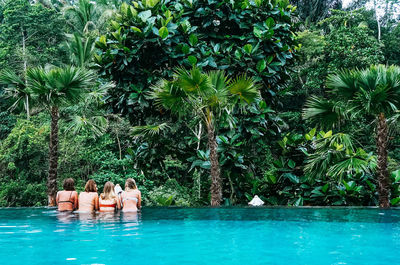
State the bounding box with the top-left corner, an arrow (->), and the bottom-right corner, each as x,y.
1,0 -> 400,208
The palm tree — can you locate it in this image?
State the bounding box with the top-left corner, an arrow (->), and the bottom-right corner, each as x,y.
0,69 -> 31,119
27,66 -> 97,205
151,67 -> 260,206
63,0 -> 114,35
303,64 -> 400,208
65,32 -> 96,67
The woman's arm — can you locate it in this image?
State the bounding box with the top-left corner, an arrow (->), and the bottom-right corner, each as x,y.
56,191 -> 59,206
116,197 -> 121,210
94,194 -> 99,211
73,191 -> 78,210
137,191 -> 142,209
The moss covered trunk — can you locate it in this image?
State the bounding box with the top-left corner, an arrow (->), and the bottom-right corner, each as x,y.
47,106 -> 59,206
376,112 -> 390,208
207,122 -> 222,206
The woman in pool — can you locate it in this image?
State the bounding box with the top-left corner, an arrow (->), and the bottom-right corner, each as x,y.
99,182 -> 121,212
121,178 -> 141,212
78,179 -> 99,212
56,178 -> 78,211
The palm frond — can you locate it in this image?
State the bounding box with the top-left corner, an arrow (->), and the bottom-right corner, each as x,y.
302,95 -> 347,128
206,70 -> 229,109
326,68 -> 360,99
228,74 -> 260,104
0,69 -> 29,111
174,67 -> 210,94
150,79 -> 188,115
131,123 -> 170,138
27,66 -> 96,107
66,114 -> 107,138
0,69 -> 25,87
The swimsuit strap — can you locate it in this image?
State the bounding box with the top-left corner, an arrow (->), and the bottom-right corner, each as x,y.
123,197 -> 138,202
99,203 -> 117,208
59,191 -> 74,204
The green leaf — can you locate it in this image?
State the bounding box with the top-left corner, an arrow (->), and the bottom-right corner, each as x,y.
283,173 -> 299,183
253,26 -> 263,38
235,49 -> 242,59
309,128 -> 316,138
324,130 -> 332,138
391,197 -> 400,205
138,10 -> 152,22
111,20 -> 120,30
256,59 -> 266,72
131,26 -> 142,33
243,44 -> 253,54
294,197 -> 303,206
158,26 -> 169,39
266,174 -> 277,184
182,44 -> 190,54
265,17 -> 276,28
322,183 -> 329,193
288,159 -> 296,169
189,34 -> 198,46
187,55 -> 197,65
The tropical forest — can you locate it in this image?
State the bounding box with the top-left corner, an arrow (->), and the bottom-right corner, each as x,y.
2,0 -> 400,209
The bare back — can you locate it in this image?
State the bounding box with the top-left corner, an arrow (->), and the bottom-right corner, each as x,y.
78,192 -> 99,212
121,189 -> 141,212
56,190 -> 78,211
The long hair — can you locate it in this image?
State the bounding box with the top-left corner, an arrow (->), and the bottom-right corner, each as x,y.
125,178 -> 137,191
85,179 -> 97,192
101,181 -> 116,200
63,178 -> 75,191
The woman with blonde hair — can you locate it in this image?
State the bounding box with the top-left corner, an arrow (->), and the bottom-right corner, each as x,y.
121,178 -> 141,212
99,182 -> 121,212
78,179 -> 99,212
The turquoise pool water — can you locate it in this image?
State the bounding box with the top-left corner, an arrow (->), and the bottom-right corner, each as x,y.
0,207 -> 399,265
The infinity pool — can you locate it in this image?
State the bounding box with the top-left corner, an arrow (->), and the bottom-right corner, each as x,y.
0,207 -> 399,265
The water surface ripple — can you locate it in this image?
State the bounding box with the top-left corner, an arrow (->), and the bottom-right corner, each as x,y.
0,207 -> 399,265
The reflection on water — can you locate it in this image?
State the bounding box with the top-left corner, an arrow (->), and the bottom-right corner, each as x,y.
1,207 -> 400,265
56,210 -> 140,224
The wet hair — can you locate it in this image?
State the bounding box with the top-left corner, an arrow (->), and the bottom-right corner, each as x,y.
125,178 -> 137,191
85,179 -> 97,192
63,178 -> 75,191
101,181 -> 116,200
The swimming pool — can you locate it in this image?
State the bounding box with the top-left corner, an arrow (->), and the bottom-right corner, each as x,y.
0,207 -> 399,265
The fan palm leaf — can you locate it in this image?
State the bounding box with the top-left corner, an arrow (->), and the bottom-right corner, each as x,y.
174,67 -> 210,94
131,123 -> 170,138
302,95 -> 348,128
327,69 -> 360,100
0,69 -> 29,112
228,75 -> 260,104
151,79 -> 188,115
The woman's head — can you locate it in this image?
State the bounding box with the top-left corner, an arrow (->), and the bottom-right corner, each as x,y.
85,179 -> 97,192
125,178 -> 137,191
63,178 -> 75,191
101,181 -> 116,200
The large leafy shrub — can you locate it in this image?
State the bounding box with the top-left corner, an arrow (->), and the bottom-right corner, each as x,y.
95,0 -> 298,120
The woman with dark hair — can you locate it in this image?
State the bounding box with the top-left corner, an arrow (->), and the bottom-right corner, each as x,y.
78,179 -> 99,212
121,178 -> 141,212
56,178 -> 78,211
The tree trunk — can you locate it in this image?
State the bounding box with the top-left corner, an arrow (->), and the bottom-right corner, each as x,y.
376,112 -> 390,208
21,27 -> 30,120
207,122 -> 222,206
47,106 -> 59,206
374,0 -> 382,41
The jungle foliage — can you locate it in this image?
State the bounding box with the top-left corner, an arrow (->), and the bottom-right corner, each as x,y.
1,0 -> 400,208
